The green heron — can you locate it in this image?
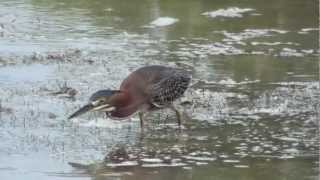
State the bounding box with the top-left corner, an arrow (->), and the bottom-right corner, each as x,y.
68,65 -> 191,127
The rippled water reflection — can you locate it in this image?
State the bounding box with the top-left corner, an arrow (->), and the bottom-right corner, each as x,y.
0,0 -> 318,180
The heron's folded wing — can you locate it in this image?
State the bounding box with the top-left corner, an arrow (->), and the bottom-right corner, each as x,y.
148,72 -> 191,107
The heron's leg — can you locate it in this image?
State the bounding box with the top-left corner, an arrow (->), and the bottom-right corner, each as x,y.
170,105 -> 181,127
138,112 -> 144,128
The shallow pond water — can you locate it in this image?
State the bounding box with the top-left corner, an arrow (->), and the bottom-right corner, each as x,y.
0,0 -> 319,180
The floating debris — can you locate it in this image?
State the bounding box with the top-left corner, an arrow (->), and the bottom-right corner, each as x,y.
48,112 -> 57,119
0,103 -> 13,114
49,83 -> 78,99
47,52 -> 66,61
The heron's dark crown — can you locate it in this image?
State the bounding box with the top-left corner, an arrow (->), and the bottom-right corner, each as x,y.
89,90 -> 121,102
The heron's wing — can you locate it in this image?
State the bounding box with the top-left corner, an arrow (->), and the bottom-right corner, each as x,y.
148,71 -> 191,107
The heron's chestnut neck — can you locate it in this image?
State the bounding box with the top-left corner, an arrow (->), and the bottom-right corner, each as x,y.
108,91 -> 131,107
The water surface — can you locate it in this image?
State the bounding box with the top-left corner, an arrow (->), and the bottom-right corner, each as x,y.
0,0 -> 318,180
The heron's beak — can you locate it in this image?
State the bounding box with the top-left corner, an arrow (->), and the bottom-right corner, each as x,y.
68,103 -> 115,119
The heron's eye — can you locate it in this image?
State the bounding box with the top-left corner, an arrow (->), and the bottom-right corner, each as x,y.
91,99 -> 105,106
95,99 -> 105,104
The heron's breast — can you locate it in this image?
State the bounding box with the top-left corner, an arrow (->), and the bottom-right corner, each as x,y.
109,96 -> 145,119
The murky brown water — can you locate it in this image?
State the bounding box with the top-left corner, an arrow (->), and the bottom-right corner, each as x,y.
0,0 -> 319,180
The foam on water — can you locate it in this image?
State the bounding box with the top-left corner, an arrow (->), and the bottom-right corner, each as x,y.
234,165 -> 249,168
106,161 -> 139,167
220,29 -> 288,42
141,158 -> 163,163
299,28 -> 319,34
141,163 -> 187,168
148,17 -> 179,27
182,156 -> 216,161
223,159 -> 240,163
166,27 -> 318,59
217,78 -> 260,86
171,41 -> 245,59
202,7 -> 254,18
251,41 -> 299,46
279,48 -> 304,57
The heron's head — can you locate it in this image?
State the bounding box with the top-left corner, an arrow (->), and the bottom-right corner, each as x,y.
68,90 -> 121,119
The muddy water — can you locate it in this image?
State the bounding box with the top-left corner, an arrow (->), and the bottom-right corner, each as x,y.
0,0 -> 319,180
